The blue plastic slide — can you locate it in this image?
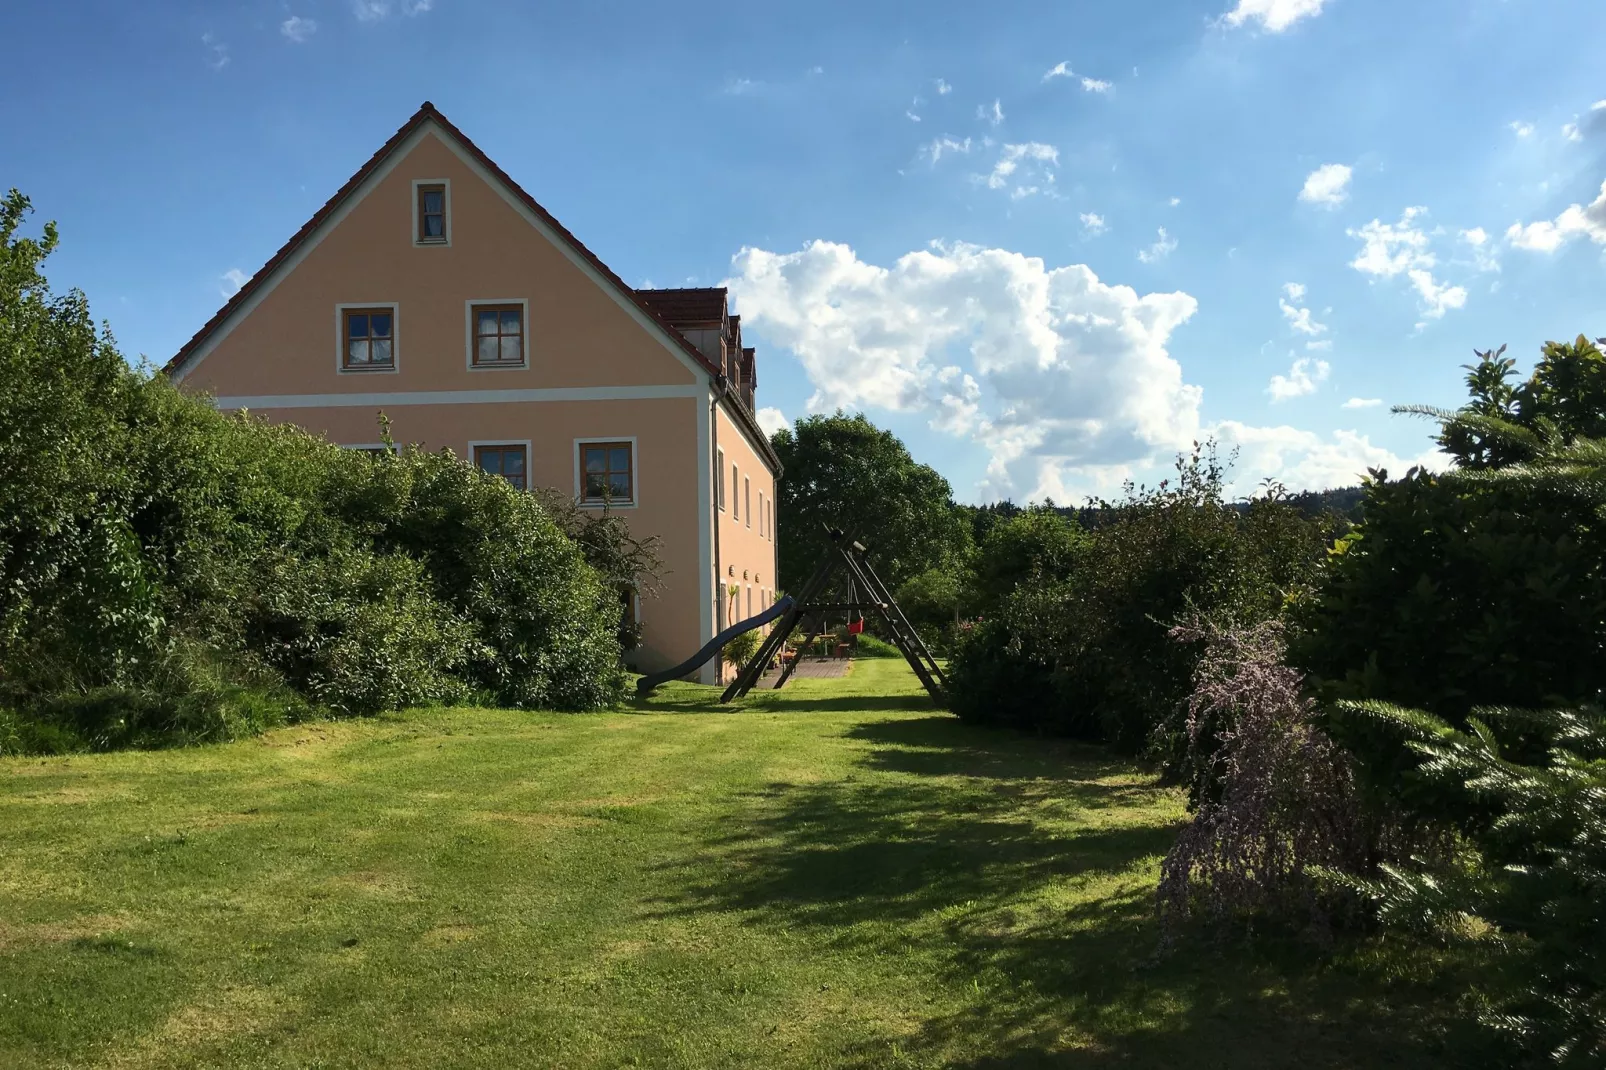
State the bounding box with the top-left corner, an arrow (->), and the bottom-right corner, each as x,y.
635,596 -> 796,695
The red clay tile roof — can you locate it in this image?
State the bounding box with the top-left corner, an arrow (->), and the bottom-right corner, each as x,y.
636,287 -> 728,329
164,102 -> 779,473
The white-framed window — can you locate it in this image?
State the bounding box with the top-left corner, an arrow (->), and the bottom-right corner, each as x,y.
465,299 -> 529,370
731,463 -> 740,521
470,440 -> 531,490
575,437 -> 638,508
335,303 -> 400,374
716,449 -> 726,511
412,178 -> 451,246
744,476 -> 751,528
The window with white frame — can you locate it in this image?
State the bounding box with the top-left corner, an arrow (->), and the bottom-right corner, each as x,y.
580,440 -> 635,506
731,463 -> 739,521
716,449 -> 726,510
469,303 -> 526,368
341,306 -> 396,372
744,476 -> 751,527
473,443 -> 528,490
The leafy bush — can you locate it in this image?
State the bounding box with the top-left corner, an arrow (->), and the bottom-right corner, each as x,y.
722,627 -> 763,672
895,567 -> 962,647
852,633 -> 902,659
339,447 -> 627,710
245,547 -> 472,717
1338,701 -> 1606,1067
963,507 -> 1087,616
1292,342 -> 1606,826
0,189 -> 627,751
950,445 -> 1333,766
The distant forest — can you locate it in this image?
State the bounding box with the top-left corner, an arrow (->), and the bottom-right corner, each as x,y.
969,485 -> 1368,532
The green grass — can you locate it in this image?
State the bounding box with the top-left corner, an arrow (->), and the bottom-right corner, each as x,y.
0,660 -> 1479,1069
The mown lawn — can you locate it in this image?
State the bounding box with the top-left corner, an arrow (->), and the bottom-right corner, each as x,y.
0,660 -> 1477,1069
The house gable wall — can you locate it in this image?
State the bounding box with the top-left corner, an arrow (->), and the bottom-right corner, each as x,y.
178,126 -> 700,398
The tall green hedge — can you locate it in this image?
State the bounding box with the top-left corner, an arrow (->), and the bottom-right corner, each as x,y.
0,189 -> 625,753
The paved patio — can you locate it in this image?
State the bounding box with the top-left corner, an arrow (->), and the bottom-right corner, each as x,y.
758,657 -> 852,685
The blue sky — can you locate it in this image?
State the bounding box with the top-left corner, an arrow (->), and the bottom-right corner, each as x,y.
6,0 -> 1605,502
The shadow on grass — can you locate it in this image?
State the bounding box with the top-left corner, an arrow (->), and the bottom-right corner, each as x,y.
627,681 -> 938,717
653,708 -> 1491,1069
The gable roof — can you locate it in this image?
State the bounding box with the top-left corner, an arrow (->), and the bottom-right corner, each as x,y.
637,287 -> 728,330
166,102 -> 780,474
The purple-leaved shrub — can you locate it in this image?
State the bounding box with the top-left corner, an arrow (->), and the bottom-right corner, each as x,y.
1157,620 -> 1368,942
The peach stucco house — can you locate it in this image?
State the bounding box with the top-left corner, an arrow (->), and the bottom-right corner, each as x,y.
164,102 -> 780,684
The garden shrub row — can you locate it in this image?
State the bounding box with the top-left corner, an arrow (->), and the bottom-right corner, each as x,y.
0,190 -> 629,754
947,445 -> 1335,773
942,334 -> 1606,1063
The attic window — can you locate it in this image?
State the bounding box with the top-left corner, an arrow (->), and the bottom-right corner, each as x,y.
416,182 -> 447,244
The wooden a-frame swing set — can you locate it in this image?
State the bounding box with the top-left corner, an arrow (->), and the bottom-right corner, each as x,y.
635,528 -> 948,707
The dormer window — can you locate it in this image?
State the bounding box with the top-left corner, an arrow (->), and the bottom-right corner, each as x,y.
415,181 -> 448,244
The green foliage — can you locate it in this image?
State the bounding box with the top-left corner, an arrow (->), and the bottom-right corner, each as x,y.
852,633 -> 901,659
894,566 -> 962,644
950,445 -> 1333,766
1292,339 -> 1606,822
1336,701 -> 1606,1067
245,547 -> 472,717
0,190 -> 626,750
769,412 -> 971,592
964,506 -> 1088,615
721,626 -> 763,671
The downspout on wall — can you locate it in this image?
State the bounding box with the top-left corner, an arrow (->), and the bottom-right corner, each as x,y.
708,374 -> 729,679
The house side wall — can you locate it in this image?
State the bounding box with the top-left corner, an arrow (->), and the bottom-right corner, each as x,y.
712,403 -> 779,681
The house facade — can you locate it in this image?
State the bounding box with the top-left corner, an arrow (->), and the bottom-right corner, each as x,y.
165,103 -> 779,684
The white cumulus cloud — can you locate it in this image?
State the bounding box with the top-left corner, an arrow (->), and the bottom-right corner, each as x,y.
921,136 -> 973,163
220,268 -> 249,296
1279,282 -> 1328,336
935,78 -> 952,95
724,240 -> 1203,499
281,15 -> 317,41
1213,422 -> 1440,494
1349,207 -> 1468,322
1342,397 -> 1383,409
1506,179 -> 1606,253
1138,227 -> 1177,263
1080,212 -> 1107,236
1044,62 -> 1112,93
1408,269 -> 1467,320
755,406 -> 789,437
1298,163 -> 1352,207
978,99 -> 1005,126
1349,207 -> 1432,277
984,142 -> 1058,196
1222,0 -> 1329,33
1509,120 -> 1535,138
1267,357 -> 1330,401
